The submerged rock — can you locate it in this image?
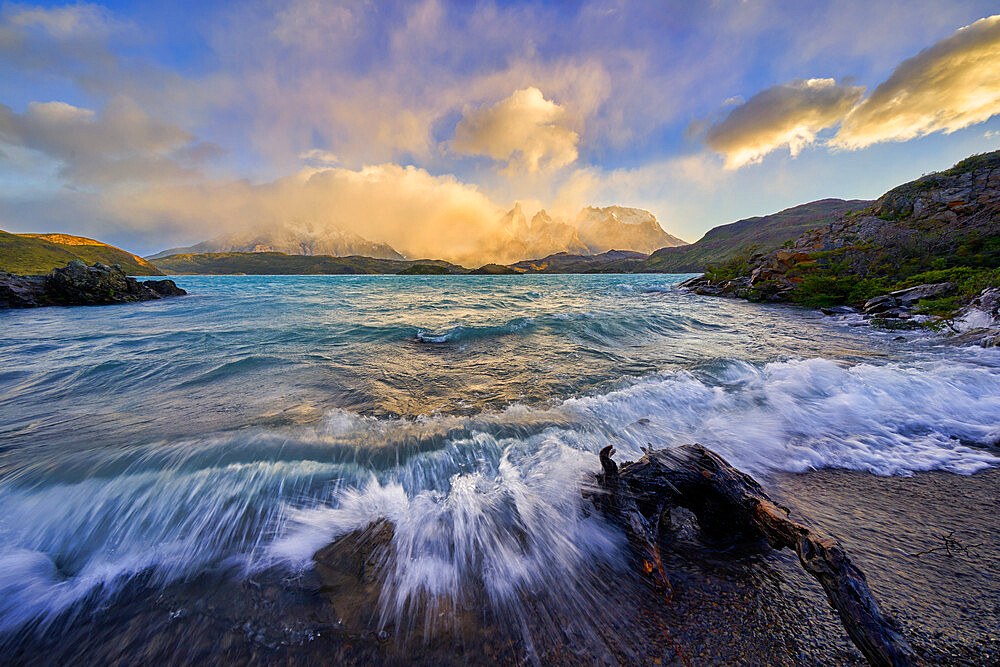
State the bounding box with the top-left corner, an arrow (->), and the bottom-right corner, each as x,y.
820,305 -> 857,315
0,260 -> 186,309
313,520 -> 394,633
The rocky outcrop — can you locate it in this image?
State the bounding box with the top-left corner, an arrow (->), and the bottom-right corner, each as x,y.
0,273 -> 47,308
948,287 -> 1000,347
783,152 -> 1000,264
680,151 -> 1000,325
576,205 -> 687,254
0,260 -> 186,309
678,273 -> 793,302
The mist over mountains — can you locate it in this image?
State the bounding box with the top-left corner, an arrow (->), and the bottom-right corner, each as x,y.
147,223 -> 404,261
148,204 -> 688,263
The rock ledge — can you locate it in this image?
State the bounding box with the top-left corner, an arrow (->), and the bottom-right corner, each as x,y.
1,260 -> 186,308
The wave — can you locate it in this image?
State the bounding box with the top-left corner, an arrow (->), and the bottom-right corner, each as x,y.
412,308 -> 716,345
1,353 -> 998,635
415,317 -> 534,343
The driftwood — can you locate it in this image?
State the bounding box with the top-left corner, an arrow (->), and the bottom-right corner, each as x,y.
592,443 -> 917,667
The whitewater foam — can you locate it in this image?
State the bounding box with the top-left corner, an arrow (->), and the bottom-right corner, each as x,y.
2,352 -> 998,635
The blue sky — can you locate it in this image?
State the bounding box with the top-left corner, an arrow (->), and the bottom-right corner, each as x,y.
1,1 -> 999,258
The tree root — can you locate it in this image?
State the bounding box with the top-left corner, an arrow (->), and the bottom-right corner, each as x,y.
590,443 -> 917,667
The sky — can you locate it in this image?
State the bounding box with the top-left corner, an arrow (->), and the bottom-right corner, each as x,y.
1,0 -> 1000,261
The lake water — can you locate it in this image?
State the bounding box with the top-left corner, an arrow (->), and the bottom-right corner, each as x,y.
1,273 -> 999,647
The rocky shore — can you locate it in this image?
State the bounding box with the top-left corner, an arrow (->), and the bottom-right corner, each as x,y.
678,150 -> 1000,347
681,274 -> 1000,346
0,260 -> 185,309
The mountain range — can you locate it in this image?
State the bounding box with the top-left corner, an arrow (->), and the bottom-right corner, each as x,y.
147,204 -> 689,265
5,151 -> 995,279
146,222 -> 404,261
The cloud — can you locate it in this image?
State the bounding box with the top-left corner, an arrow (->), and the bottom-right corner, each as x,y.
299,148 -> 339,165
106,164 -> 530,266
3,2 -> 120,38
0,97 -> 220,186
703,78 -> 864,169
0,3 -> 126,73
833,15 -> 1000,149
452,87 -> 580,173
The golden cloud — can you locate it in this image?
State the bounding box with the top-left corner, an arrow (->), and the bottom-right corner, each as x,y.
833,15 -> 1000,149
113,163 -> 528,267
452,87 -> 579,173
704,78 -> 864,169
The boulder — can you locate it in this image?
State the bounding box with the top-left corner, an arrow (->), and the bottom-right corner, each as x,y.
820,305 -> 857,316
969,287 -> 1000,318
877,308 -> 912,320
677,275 -> 710,289
0,272 -> 47,308
313,520 -> 393,633
142,279 -> 187,297
888,282 -> 954,306
749,266 -> 777,284
863,294 -> 898,314
945,328 -> 1000,348
44,260 -> 152,305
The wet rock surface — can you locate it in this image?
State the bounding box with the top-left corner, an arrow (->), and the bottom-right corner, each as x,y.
3,467 -> 997,665
0,260 -> 186,308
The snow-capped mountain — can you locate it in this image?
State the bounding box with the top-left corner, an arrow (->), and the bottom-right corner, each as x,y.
148,222 -> 403,260
500,203 -> 686,259
575,206 -> 687,254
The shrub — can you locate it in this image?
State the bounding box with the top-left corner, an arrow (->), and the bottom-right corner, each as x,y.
705,244 -> 759,282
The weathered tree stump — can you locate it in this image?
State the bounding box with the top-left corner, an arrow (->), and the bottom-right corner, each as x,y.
590,443 -> 917,667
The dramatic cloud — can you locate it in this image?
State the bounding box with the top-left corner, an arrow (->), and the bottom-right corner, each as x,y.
0,97 -> 219,186
452,87 -> 580,173
704,78 -> 864,169
109,164 -> 523,267
4,1 -> 1000,260
833,15 -> 1000,149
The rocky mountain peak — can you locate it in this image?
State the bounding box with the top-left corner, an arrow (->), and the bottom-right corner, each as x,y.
575,205 -> 687,254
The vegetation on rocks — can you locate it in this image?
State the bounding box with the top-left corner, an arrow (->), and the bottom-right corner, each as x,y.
643,199 -> 867,273
689,150 -> 1000,322
0,230 -> 162,276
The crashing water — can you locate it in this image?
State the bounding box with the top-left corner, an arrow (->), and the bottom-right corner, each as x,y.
1,273 -> 998,639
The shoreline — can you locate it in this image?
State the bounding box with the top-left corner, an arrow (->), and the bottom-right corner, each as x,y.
3,464 -> 996,665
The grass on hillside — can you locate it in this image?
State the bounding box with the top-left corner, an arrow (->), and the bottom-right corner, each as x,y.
0,230 -> 162,276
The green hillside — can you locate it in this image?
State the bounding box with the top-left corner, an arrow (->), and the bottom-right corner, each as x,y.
153,251 -> 467,275
0,231 -> 162,275
640,199 -> 869,272
692,150 -> 1000,310
509,250 -> 648,273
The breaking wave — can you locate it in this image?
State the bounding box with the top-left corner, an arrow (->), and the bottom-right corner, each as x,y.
1,352 -> 997,635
